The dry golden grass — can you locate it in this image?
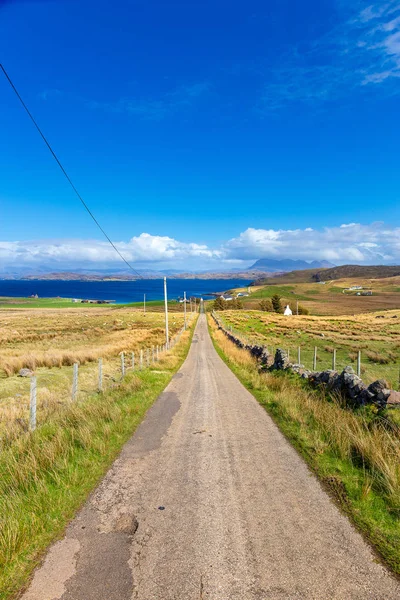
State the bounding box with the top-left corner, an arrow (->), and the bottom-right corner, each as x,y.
0,306 -> 192,444
0,306 -> 185,375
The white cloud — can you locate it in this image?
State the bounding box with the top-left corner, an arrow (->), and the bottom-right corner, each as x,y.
222,223 -> 399,263
0,233 -> 220,270
1,224 -> 400,273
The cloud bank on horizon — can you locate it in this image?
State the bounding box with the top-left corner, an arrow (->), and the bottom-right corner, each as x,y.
1,223 -> 399,273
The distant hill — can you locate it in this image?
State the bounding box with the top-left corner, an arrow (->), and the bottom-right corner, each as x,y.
253,264 -> 400,286
311,265 -> 400,281
20,270 -> 265,281
250,258 -> 335,272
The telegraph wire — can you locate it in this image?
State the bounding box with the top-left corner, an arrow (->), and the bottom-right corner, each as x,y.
0,64 -> 142,278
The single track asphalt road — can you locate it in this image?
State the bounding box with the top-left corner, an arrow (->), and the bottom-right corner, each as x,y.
22,314 -> 400,599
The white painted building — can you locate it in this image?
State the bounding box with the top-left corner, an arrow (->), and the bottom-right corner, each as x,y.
284,305 -> 293,316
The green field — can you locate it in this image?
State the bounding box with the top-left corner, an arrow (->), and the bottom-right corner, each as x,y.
0,296 -> 183,310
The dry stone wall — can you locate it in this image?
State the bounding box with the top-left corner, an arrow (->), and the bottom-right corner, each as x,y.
211,312 -> 398,410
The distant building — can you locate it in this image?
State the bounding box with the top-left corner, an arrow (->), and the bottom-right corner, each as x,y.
222,295 -> 234,301
237,292 -> 249,297
284,305 -> 293,316
361,291 -> 373,296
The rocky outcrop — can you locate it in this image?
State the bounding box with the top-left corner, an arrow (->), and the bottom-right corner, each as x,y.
18,368 -> 34,377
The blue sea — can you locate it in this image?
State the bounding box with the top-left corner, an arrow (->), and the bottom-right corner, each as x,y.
0,279 -> 252,304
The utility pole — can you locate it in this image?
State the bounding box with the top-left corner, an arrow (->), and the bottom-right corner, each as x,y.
184,291 -> 187,330
144,293 -> 146,315
164,277 -> 169,348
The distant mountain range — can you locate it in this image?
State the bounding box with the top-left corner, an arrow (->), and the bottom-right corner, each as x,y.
0,259 -> 335,281
249,259 -> 335,272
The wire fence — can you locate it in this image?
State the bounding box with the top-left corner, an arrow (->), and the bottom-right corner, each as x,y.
0,314 -> 197,447
215,312 -> 400,390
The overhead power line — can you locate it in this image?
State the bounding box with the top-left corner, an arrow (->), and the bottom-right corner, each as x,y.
0,63 -> 142,278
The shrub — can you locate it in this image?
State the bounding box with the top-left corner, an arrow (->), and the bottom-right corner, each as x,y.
213,297 -> 243,311
271,294 -> 282,314
297,304 -> 309,315
213,296 -> 225,311
259,299 -> 273,312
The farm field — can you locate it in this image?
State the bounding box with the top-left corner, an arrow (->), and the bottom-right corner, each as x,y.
0,296 -> 190,311
232,275 -> 400,315
0,305 -> 189,444
216,309 -> 400,389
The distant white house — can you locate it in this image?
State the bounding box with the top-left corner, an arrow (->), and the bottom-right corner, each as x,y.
222,295 -> 234,301
237,292 -> 249,297
284,305 -> 293,316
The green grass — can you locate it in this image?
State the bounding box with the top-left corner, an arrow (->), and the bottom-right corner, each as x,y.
0,319 -> 196,600
0,297 -> 183,310
208,316 -> 400,576
0,297 -> 94,309
242,285 -> 313,302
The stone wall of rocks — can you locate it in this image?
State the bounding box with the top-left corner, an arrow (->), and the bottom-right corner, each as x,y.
211,312 -> 399,410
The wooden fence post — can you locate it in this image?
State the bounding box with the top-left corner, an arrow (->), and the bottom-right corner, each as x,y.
146,348 -> 150,367
131,352 -> 135,370
298,346 -> 301,365
140,349 -> 143,370
121,352 -> 125,377
313,347 -> 317,371
332,349 -> 336,371
98,358 -> 103,392
357,351 -> 361,377
72,363 -> 78,401
29,376 -> 37,431
156,345 -> 159,360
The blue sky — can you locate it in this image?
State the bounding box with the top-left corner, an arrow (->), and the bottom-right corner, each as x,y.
1,0 -> 400,271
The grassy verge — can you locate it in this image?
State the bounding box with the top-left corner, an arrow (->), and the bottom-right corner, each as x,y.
0,319 -> 197,600
208,316 -> 400,576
